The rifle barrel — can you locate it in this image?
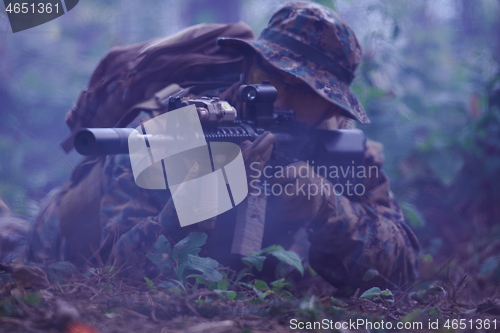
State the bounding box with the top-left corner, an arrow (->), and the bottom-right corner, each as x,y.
75,128 -> 133,155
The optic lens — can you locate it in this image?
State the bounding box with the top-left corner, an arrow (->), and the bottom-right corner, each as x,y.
245,88 -> 257,101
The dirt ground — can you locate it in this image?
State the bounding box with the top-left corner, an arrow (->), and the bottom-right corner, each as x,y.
1,255 -> 500,333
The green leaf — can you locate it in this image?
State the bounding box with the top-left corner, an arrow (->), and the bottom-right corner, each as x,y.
260,245 -> 284,254
185,254 -> 222,283
238,282 -> 253,289
402,309 -> 422,323
400,202 -> 426,228
270,278 -> 289,290
253,279 -> 269,291
241,255 -> 266,272
172,232 -> 207,261
217,279 -> 229,291
269,250 -> 304,275
363,269 -> 379,281
246,245 -> 284,257
214,289 -> 237,300
360,287 -> 382,300
426,285 -> 446,297
380,289 -> 393,297
235,268 -> 252,283
239,281 -> 265,299
226,291 -> 237,300
279,290 -> 293,298
422,254 -> 433,263
144,277 -> 154,288
147,235 -> 173,273
158,280 -> 187,294
154,235 -> 171,254
146,252 -> 172,273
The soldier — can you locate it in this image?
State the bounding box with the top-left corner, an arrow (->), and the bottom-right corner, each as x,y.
22,1 -> 418,293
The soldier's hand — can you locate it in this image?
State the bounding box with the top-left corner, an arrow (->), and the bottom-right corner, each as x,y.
270,161 -> 336,223
239,132 -> 274,183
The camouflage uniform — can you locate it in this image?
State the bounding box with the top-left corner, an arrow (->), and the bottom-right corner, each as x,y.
0,199 -> 30,264
8,2 -> 419,292
218,1 -> 419,289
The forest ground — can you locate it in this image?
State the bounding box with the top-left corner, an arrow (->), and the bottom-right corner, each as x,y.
1,253 -> 500,333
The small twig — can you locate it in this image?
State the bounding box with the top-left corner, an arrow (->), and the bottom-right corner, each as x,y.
56,282 -> 65,294
104,262 -> 128,282
452,275 -> 468,302
89,291 -> 101,301
428,257 -> 455,283
392,280 -> 421,307
393,257 -> 455,307
67,282 -> 100,295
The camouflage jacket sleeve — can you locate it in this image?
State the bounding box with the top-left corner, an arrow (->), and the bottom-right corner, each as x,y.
307,140 -> 420,292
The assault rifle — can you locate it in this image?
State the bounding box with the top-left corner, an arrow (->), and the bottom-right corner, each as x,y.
74,81 -> 366,255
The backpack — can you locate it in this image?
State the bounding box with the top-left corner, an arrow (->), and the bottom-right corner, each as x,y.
56,22 -> 255,266
61,22 -> 254,152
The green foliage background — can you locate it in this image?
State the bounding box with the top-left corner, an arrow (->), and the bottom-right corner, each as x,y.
0,0 -> 499,257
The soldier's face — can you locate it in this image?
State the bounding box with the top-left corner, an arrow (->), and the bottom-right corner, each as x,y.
250,66 -> 339,127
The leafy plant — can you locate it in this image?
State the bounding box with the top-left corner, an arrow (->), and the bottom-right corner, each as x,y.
213,289 -> 237,300
147,235 -> 303,300
360,287 -> 394,305
242,245 -> 304,276
270,278 -> 293,298
409,285 -> 446,305
143,277 -> 158,294
147,233 -> 223,291
239,280 -> 273,300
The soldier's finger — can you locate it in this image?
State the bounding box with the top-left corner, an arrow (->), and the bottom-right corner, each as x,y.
261,142 -> 274,163
251,132 -> 274,152
239,140 -> 252,152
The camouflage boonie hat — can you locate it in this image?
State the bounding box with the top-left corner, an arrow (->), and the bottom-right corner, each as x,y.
218,1 -> 369,124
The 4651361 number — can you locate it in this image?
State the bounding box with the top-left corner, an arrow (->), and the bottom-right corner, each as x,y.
5,2 -> 60,14
444,319 -> 497,330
